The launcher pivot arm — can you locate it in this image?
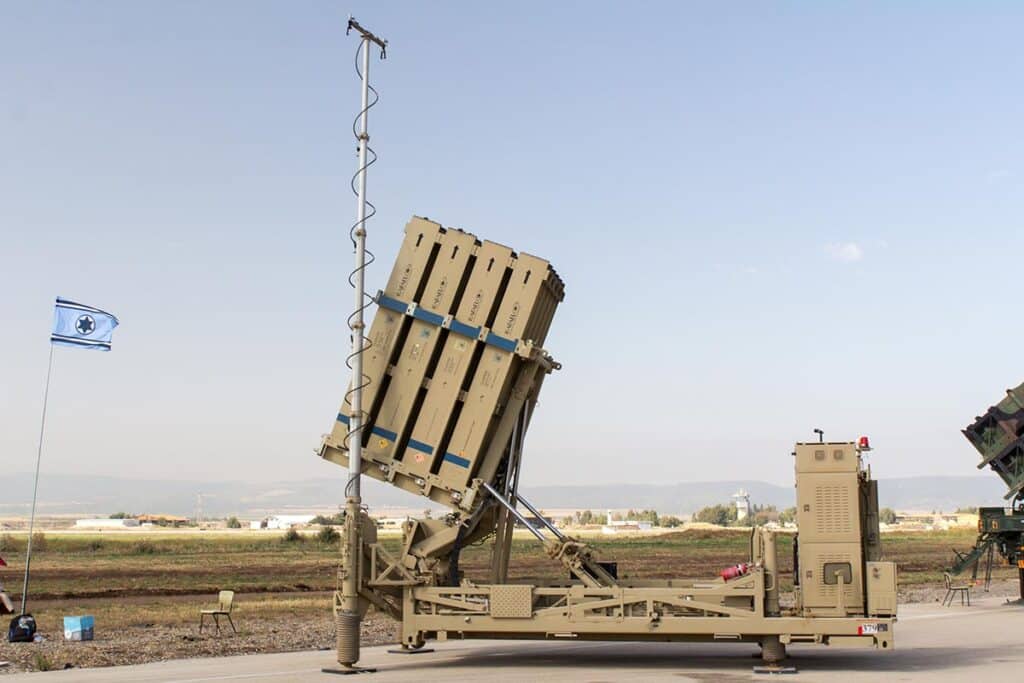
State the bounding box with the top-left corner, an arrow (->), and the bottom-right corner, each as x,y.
481,481 -> 617,588
949,535 -> 995,575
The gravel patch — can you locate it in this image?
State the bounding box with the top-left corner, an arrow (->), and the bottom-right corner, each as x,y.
0,612 -> 397,674
900,577 -> 1020,604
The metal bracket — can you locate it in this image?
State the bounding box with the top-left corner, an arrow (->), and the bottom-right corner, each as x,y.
346,16 -> 387,58
374,291 -> 557,362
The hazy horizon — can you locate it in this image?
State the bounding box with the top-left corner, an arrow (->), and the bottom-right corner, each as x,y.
4,3 -> 1022,491
0,468 -> 1000,487
0,471 -> 1006,518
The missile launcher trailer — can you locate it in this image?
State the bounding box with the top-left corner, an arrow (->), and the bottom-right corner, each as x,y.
319,216 -> 897,670
953,382 -> 1024,598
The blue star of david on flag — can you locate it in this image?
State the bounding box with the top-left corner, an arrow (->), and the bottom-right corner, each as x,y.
50,297 -> 120,351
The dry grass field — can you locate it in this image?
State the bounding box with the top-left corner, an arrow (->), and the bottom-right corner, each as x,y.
0,526 -> 1015,674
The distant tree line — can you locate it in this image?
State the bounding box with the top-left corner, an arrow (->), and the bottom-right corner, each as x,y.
311,512 -> 346,526
693,503 -> 790,527
693,504 -> 738,526
691,504 -> 899,527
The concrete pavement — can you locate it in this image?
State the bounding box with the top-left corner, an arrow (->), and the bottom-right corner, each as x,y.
6,598 -> 1023,682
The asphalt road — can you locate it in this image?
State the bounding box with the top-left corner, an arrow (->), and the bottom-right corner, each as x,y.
6,597 -> 1022,682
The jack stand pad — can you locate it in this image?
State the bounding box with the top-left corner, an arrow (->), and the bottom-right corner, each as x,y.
387,647 -> 435,655
322,666 -> 378,675
753,664 -> 798,675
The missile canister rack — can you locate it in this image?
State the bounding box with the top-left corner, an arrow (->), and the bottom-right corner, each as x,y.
954,382 -> 1024,598
321,216 -> 564,512
319,216 -> 897,668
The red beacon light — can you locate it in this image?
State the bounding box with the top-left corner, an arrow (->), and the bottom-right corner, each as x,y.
858,436 -> 871,451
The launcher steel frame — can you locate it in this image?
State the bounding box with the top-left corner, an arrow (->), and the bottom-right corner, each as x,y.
319,217 -> 897,668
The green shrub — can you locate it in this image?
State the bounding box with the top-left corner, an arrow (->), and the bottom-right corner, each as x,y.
226,516 -> 242,529
692,504 -> 738,527
0,533 -> 20,552
29,532 -> 47,552
317,525 -> 340,545
778,507 -> 797,525
311,512 -> 345,525
281,528 -> 303,543
132,541 -> 158,555
33,653 -> 54,672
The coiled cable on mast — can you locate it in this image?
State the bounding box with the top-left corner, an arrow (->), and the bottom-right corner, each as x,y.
343,38 -> 380,499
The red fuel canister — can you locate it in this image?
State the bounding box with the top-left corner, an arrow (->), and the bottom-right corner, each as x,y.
720,563 -> 750,581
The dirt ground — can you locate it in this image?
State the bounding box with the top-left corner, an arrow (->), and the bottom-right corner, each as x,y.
0,527 -> 1015,674
0,605 -> 396,674
898,576 -> 1020,604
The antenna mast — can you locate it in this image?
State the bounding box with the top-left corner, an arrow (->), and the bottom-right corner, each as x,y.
333,16 -> 386,675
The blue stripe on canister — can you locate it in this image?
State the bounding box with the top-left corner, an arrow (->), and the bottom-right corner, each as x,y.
484,332 -> 517,352
371,425 -> 398,442
407,439 -> 434,455
412,306 -> 445,326
443,453 -> 470,468
378,295 -> 407,314
449,319 -> 480,339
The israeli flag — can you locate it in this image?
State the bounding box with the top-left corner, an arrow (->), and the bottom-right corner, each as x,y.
51,297 -> 119,351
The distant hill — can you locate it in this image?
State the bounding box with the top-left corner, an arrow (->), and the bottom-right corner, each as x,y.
0,472 -> 1008,519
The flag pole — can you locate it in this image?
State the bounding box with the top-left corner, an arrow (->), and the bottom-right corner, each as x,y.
21,343 -> 55,615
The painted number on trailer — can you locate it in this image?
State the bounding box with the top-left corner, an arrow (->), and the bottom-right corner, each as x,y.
858,623 -> 888,635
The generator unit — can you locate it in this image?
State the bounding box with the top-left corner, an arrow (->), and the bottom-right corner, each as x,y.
793,442 -> 895,618
319,216 -> 897,669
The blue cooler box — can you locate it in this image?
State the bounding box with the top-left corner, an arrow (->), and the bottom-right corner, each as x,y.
63,615 -> 94,641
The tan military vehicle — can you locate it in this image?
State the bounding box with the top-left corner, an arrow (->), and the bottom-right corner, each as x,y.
319,217 -> 896,671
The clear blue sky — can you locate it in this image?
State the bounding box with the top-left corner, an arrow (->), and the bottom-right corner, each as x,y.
2,2 -> 1022,489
